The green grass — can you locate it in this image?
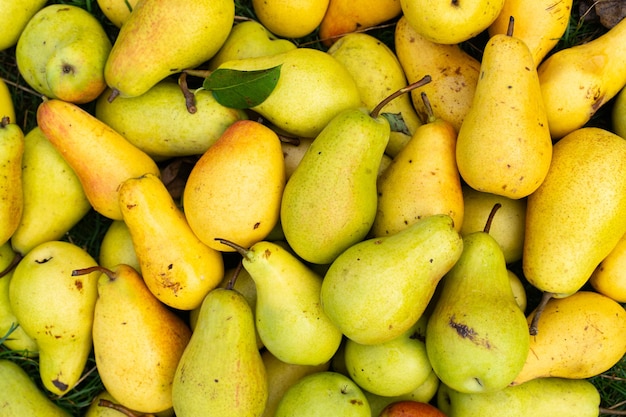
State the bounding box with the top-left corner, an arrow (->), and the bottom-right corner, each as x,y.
1,0 -> 625,416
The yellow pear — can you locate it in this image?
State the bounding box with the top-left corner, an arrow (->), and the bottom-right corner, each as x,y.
36,98 -> 161,220
105,0 -> 234,98
119,173 -> 225,310
512,291 -> 626,385
96,0 -> 139,27
590,232 -> 626,302
0,77 -> 16,121
523,127 -> 626,297
0,117 -> 24,247
456,19 -> 552,199
395,16 -> 480,133
252,0 -> 330,39
183,120 -> 286,252
0,0 -> 47,51
98,220 -> 140,272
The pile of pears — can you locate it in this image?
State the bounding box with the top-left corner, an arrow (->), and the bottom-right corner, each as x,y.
2,0 -> 626,416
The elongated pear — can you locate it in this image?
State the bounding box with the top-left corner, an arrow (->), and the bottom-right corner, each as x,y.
321,214 -> 463,345
281,107 -> 390,265
218,239 -> 343,366
9,240 -> 99,395
456,21 -> 552,199
36,98 -> 160,220
0,117 -> 24,246
172,288 -> 268,417
523,127 -> 626,297
119,173 -> 224,310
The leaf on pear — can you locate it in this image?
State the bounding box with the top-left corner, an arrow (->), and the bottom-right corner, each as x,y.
203,65 -> 282,109
382,112 -> 410,136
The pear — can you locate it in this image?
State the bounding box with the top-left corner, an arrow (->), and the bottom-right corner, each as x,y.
511,291 -> 626,385
104,0 -> 234,98
252,0 -> 329,39
280,107 -> 390,265
172,287 -> 268,417
507,269 -> 527,312
281,136 -> 314,179
16,4 -> 112,104
98,220 -> 140,272
96,0 -> 139,28
456,18 -> 552,199
217,48 -> 362,138
119,173 -> 225,310
372,93 -> 464,237
0,359 -> 71,416
0,77 -> 16,121
425,208 -> 530,394
395,16 -> 480,132
275,371 -> 371,417
538,16 -> 626,138
590,232 -> 626,302
10,126 -> 91,255
183,120 -> 285,252
0,0 -> 47,51
82,264 -> 191,413
0,117 -> 24,247
36,98 -> 161,220
321,214 -> 463,345
437,377 -> 601,417
8,240 -> 99,395
523,127 -> 626,297
218,239 -> 343,366
327,32 -> 423,157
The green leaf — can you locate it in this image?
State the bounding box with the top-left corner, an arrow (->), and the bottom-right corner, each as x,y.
381,112 -> 410,136
203,65 -> 282,109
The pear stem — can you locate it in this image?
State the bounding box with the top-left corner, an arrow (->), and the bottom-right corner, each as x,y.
107,88 -> 120,103
71,265 -> 114,280
214,238 -> 248,257
528,291 -> 554,336
0,252 -> 22,279
98,399 -> 153,417
183,68 -> 212,78
420,92 -> 437,124
370,74 -> 432,119
599,407 -> 626,415
1,116 -> 10,127
483,203 -> 502,234
506,16 -> 515,37
178,72 -> 197,114
226,260 -> 244,290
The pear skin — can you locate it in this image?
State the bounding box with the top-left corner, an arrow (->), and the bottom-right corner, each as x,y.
523,127 -> 626,297
252,0 -> 329,39
119,173 -> 225,310
0,78 -> 16,122
98,220 -> 140,272
36,98 -> 161,220
590,232 -> 626,302
0,117 -> 24,247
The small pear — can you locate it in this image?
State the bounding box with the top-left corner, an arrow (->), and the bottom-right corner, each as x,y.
590,232 -> 626,302
218,239 -> 343,366
172,287 -> 268,417
321,214 -> 463,345
98,220 -> 140,272
9,240 -> 99,395
0,117 -> 24,247
83,264 -> 192,413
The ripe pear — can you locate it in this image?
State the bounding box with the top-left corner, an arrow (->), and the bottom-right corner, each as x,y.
96,0 -> 139,28
95,81 -> 247,160
0,117 -> 24,247
105,0 -> 234,99
252,0 -> 329,39
183,120 -> 285,252
10,127 -> 91,255
372,93 -> 463,237
86,264 -> 192,413
0,359 -> 71,417
395,16 -> 480,132
590,232 -> 626,302
172,288 -> 268,417
437,377 -> 601,417
0,77 -> 16,121
281,107 -> 390,265
456,21 -> 552,199
327,32 -> 423,157
98,220 -> 140,272
36,98 -> 161,220
511,291 -> 626,385
16,4 -> 112,104
523,127 -> 626,297
538,16 -> 626,138
217,48 -> 362,138
321,214 -> 463,345
119,173 -> 225,310
426,217 -> 530,394
0,0 -> 47,51
9,240 -> 99,395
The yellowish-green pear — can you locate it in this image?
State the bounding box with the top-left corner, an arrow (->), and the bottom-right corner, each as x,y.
0,117 -> 23,247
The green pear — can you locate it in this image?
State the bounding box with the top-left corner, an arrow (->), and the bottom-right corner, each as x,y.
218,239 -> 343,366
95,81 -> 247,160
280,107 -> 390,265
172,287 -> 268,417
105,0 -> 234,98
0,117 -> 23,247
275,371 -> 371,417
437,377 -> 601,417
0,0 -> 47,51
217,48 -> 362,138
321,214 -> 463,345
523,127 -> 626,297
0,359 -> 71,416
10,126 -> 91,256
85,264 -> 192,414
425,218 -> 530,394
8,240 -> 100,396
15,4 -> 112,104
208,20 -> 297,70
344,315 -> 432,397
98,220 -> 140,272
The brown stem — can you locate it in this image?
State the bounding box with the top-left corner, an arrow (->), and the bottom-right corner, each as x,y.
599,408 -> 626,415
528,291 -> 554,336
71,265 -> 114,280
98,399 -> 145,417
1,116 -> 10,127
370,74 -> 432,119
507,16 -> 515,37
0,252 -> 22,279
227,260 -> 244,290
183,68 -> 212,78
420,92 -> 436,124
178,72 -> 197,114
277,134 -> 301,146
483,203 -> 502,234
107,88 -> 120,103
214,238 -> 248,257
